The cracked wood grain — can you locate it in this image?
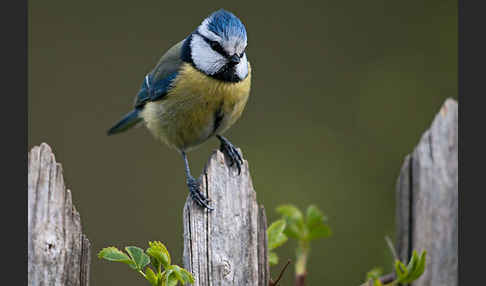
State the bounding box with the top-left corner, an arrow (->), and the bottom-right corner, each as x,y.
28,143 -> 91,286
183,149 -> 268,286
396,98 -> 458,286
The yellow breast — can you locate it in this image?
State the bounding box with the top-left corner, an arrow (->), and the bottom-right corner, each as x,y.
141,62 -> 252,151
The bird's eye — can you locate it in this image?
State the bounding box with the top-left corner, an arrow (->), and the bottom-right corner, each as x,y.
209,41 -> 219,49
239,52 -> 245,58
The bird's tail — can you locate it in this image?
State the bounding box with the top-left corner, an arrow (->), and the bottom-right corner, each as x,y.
107,109 -> 142,135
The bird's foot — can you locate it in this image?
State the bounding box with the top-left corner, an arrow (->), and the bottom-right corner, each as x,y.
187,176 -> 214,211
217,135 -> 243,175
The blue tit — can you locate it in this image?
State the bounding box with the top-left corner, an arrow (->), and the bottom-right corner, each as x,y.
107,9 -> 251,210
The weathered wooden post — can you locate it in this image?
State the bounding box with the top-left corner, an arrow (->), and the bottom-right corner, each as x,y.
182,149 -> 269,286
28,143 -> 91,286
396,98 -> 458,286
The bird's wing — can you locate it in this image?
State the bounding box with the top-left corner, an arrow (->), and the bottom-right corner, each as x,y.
151,40 -> 185,81
133,40 -> 185,109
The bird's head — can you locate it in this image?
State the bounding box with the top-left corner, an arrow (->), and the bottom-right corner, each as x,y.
183,9 -> 249,83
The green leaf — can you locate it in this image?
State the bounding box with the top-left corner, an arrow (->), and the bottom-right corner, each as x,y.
304,205 -> 332,241
373,279 -> 383,286
163,269 -> 178,286
125,246 -> 150,270
402,250 -> 419,283
172,266 -> 185,284
307,224 -> 331,240
364,266 -> 384,286
276,205 -> 303,221
268,251 -> 279,265
141,255 -> 151,269
98,246 -> 131,262
306,205 -> 326,229
167,278 -> 178,286
97,246 -> 137,269
408,250 -> 427,282
285,223 -> 305,239
165,265 -> 194,285
267,219 -> 288,250
276,205 -> 306,239
179,267 -> 195,284
150,256 -> 161,273
145,268 -> 158,286
147,241 -> 171,269
394,260 -> 408,282
366,267 -> 383,280
395,250 -> 427,283
271,233 -> 288,249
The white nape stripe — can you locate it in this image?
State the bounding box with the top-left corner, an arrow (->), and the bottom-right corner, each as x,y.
198,19 -> 222,42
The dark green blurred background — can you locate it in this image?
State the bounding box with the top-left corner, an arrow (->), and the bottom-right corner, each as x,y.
28,0 -> 457,285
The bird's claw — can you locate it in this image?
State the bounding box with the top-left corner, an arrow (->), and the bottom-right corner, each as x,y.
218,136 -> 243,175
187,176 -> 213,211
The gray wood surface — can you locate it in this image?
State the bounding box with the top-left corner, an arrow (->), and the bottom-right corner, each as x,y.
28,143 -> 91,286
396,98 -> 458,286
183,149 -> 268,286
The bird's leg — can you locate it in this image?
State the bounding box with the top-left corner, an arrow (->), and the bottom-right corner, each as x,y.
216,135 -> 243,175
181,151 -> 213,210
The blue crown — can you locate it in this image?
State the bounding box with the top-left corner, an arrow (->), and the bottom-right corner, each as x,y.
206,9 -> 247,41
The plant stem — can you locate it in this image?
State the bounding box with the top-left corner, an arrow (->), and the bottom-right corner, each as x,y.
359,273 -> 396,286
269,260 -> 291,286
138,269 -> 147,278
295,240 -> 309,286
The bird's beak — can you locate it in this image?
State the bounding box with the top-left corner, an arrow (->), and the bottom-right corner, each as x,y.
229,54 -> 240,65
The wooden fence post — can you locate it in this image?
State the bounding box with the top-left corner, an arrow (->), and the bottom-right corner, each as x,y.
182,149 -> 269,286
28,143 -> 91,286
396,98 -> 458,286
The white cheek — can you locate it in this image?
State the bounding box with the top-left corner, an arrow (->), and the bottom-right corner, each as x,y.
235,54 -> 249,80
191,35 -> 226,75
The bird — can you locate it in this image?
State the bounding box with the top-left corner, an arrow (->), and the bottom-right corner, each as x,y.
107,9 -> 251,211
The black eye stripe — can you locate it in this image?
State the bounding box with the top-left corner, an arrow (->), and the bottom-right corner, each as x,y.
209,41 -> 228,57
196,32 -> 231,58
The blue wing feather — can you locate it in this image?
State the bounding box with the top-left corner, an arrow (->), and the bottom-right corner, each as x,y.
107,72 -> 178,135
134,72 -> 178,109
